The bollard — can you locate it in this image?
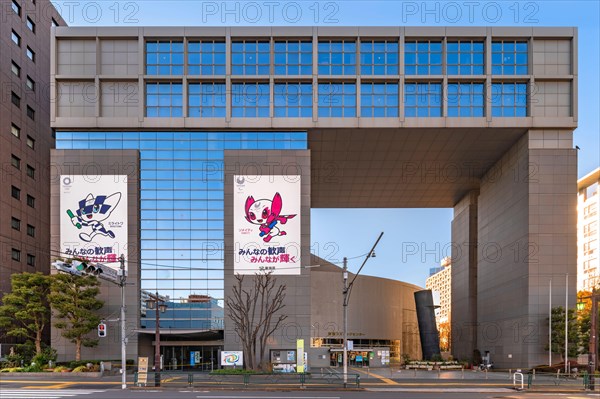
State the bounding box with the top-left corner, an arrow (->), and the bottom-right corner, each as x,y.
414,367 -> 417,377
485,368 -> 488,379
533,368 -> 535,380
438,366 -> 441,378
509,368 -> 511,379
462,366 -> 464,379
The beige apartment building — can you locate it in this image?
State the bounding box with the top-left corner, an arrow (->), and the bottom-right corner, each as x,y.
578,168 -> 599,292
426,257 -> 451,351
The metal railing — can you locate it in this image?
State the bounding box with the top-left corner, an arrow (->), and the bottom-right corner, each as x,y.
134,371 -> 361,389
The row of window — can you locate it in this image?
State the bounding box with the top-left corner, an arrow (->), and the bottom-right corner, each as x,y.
11,0 -> 36,32
11,154 -> 36,178
11,60 -> 36,91
145,82 -> 527,118
145,39 -> 528,76
11,30 -> 36,62
11,185 -> 36,208
11,248 -> 36,266
11,217 -> 36,237
11,123 -> 36,148
11,92 -> 35,120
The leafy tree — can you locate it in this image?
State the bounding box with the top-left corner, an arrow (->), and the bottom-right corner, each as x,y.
0,272 -> 51,355
576,290 -> 600,357
48,273 -> 104,361
227,273 -> 287,370
438,321 -> 451,352
546,306 -> 582,361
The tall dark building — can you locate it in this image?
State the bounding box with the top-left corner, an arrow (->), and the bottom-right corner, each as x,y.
0,0 -> 65,339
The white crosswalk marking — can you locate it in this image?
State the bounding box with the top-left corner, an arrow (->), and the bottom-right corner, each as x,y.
0,390 -> 105,399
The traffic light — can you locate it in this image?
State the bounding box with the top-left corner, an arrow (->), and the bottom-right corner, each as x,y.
98,322 -> 107,338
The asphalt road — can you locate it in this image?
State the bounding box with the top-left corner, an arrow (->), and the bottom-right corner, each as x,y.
1,389 -> 599,399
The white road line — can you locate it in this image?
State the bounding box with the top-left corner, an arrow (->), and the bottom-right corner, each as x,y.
0,390 -> 104,399
196,397 -> 341,399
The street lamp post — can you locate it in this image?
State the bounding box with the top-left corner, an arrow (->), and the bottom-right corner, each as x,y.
146,292 -> 167,387
342,232 -> 384,388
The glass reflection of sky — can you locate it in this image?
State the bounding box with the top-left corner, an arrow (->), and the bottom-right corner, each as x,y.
56,131 -> 307,327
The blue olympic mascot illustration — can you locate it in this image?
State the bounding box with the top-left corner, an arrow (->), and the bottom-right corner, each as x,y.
67,192 -> 122,242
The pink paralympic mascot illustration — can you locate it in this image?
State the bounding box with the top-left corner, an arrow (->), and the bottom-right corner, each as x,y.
244,192 -> 296,242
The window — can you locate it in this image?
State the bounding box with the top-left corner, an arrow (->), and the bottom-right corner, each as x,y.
11,61 -> 20,77
26,106 -> 35,120
27,254 -> 35,266
447,82 -> 485,117
11,124 -> 20,138
26,76 -> 35,91
12,0 -> 21,16
274,40 -> 312,75
26,17 -> 35,32
11,30 -> 21,46
145,82 -> 183,117
26,164 -> 35,178
11,92 -> 20,107
11,186 -> 21,200
318,82 -> 356,117
447,40 -> 484,75
187,40 -> 226,75
27,224 -> 35,237
11,154 -> 21,169
231,40 -> 270,75
491,82 -> 527,117
26,46 -> 35,61
188,83 -> 226,117
26,136 -> 35,149
492,41 -> 528,75
11,217 -> 21,231
52,18 -> 59,27
405,41 -> 442,75
361,82 -> 399,117
231,83 -> 270,117
360,40 -> 399,75
404,82 -> 442,117
26,194 -> 35,208
12,249 -> 21,262
318,40 -> 356,75
585,182 -> 598,200
146,40 -> 184,75
274,83 -> 312,117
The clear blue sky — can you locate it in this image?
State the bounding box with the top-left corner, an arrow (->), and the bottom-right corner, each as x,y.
52,0 -> 600,287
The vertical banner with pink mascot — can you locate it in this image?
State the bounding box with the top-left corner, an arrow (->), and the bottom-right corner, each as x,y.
233,175 -> 301,275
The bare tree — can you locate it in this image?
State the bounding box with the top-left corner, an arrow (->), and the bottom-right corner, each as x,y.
227,273 -> 287,370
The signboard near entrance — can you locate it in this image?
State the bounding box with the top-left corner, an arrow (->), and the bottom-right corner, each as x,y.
137,357 -> 148,386
221,351 -> 243,367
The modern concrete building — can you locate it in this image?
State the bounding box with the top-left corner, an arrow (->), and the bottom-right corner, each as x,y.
425,257 -> 451,350
50,26 -> 578,368
0,0 -> 64,350
578,168 -> 599,291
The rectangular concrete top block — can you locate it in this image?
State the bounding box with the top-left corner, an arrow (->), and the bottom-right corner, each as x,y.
230,27 -> 273,37
317,26 -> 360,37
405,26 -> 446,37
358,27 -> 401,37
532,27 -> 577,38
491,27 -> 533,37
142,27 -> 186,37
183,27 -> 228,36
444,27 -> 487,37
271,27 -> 314,37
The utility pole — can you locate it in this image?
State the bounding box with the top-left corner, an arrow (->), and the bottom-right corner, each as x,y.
119,254 -> 127,390
565,273 -> 569,374
342,257 -> 348,388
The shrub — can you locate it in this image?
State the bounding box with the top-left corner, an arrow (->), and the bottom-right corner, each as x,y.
53,366 -> 71,372
72,365 -> 88,372
210,368 -> 257,374
0,367 -> 24,372
31,347 -> 57,368
23,363 -> 42,372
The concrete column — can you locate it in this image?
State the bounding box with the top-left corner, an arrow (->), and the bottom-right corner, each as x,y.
451,190 -> 479,363
476,130 -> 577,368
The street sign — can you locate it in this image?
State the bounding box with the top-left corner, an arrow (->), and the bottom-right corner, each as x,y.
137,357 -> 148,386
347,340 -> 354,350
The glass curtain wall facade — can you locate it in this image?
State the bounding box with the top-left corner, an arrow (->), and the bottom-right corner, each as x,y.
55,131 -> 307,329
